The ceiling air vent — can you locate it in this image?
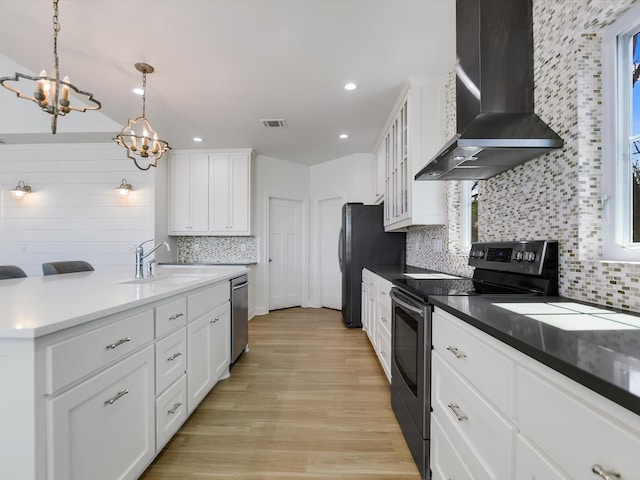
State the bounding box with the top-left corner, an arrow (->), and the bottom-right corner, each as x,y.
261,119 -> 287,128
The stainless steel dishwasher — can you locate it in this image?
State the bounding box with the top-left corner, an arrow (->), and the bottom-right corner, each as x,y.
230,274 -> 249,364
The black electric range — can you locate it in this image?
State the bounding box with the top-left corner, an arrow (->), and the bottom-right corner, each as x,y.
390,240 -> 559,480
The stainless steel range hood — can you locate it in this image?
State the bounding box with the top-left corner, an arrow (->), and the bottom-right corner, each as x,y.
416,0 -> 563,181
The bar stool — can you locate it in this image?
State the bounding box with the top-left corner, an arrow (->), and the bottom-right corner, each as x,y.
0,265 -> 27,279
42,261 -> 94,276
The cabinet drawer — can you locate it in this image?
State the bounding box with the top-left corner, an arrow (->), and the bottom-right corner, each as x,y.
378,301 -> 392,338
155,296 -> 187,338
432,307 -> 515,416
188,283 -> 228,321
378,277 -> 392,302
46,309 -> 154,394
431,413 -> 474,480
377,328 -> 391,383
515,434 -> 568,480
432,351 -> 516,480
516,364 -> 640,480
156,375 -> 187,451
47,346 -> 155,480
155,328 -> 187,395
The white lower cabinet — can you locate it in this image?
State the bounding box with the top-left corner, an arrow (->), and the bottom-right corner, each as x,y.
187,302 -> 230,413
430,413 -> 474,480
47,346 -> 155,480
361,269 -> 392,383
431,307 -> 640,480
155,375 -> 188,451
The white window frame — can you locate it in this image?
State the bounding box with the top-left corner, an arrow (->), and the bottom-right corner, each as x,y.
602,1 -> 640,262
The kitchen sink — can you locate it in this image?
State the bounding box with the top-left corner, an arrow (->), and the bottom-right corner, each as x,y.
118,275 -> 206,286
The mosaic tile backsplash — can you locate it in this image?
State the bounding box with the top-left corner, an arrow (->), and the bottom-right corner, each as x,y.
407,0 -> 640,313
177,236 -> 257,264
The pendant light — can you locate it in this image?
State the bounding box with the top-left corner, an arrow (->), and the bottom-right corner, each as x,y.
0,0 -> 102,134
113,63 -> 171,171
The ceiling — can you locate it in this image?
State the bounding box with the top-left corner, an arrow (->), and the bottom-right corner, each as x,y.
0,0 -> 455,166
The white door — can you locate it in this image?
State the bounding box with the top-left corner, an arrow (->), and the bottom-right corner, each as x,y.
269,197 -> 303,310
319,196 -> 342,309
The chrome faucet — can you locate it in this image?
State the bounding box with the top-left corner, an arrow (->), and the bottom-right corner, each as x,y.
135,240 -> 170,279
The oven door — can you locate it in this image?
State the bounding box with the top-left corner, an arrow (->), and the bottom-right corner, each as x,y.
390,287 -> 431,479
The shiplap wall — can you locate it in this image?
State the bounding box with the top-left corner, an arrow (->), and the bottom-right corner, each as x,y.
0,143 -> 155,276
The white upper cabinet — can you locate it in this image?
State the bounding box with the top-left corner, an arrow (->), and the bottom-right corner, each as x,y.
169,152 -> 210,234
169,149 -> 253,236
209,152 -> 251,235
375,79 -> 447,231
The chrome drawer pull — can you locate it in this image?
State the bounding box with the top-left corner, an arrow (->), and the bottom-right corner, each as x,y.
106,337 -> 131,350
381,316 -> 387,323
210,317 -> 220,324
169,312 -> 184,320
446,345 -> 467,359
167,352 -> 183,362
592,465 -> 621,480
447,403 -> 468,422
167,402 -> 183,415
104,389 -> 129,406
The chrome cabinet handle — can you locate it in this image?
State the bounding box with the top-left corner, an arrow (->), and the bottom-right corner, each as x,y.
381,316 -> 387,324
446,345 -> 467,359
104,389 -> 129,406
106,337 -> 131,350
167,402 -> 183,415
447,403 -> 468,422
592,465 -> 621,480
169,312 -> 184,320
167,352 -> 183,362
210,317 -> 220,324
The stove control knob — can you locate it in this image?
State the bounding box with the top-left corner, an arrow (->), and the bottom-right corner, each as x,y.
524,251 -> 536,262
514,251 -> 524,262
476,250 -> 485,259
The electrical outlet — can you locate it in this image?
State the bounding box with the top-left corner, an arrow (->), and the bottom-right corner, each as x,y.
240,243 -> 246,252
194,243 -> 200,252
20,243 -> 27,252
434,239 -> 443,252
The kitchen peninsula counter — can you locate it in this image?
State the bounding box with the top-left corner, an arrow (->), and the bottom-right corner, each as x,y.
0,267 -> 247,339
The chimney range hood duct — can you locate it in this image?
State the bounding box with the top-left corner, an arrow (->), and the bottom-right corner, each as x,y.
416,0 -> 563,181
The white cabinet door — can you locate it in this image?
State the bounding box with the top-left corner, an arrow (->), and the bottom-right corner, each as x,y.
47,346 -> 155,480
210,153 -> 251,235
210,302 -> 231,384
186,301 -> 230,413
209,153 -> 231,233
228,153 -> 250,233
169,153 -> 209,234
186,311 -> 214,414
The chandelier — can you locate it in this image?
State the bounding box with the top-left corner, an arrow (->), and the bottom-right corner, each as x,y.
0,0 -> 101,134
113,63 -> 171,171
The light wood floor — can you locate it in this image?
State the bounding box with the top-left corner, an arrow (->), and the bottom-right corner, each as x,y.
139,307 -> 420,480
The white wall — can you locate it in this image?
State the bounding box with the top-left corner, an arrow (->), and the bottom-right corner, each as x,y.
308,153 -> 375,307
253,155 -> 310,315
0,143 -> 155,276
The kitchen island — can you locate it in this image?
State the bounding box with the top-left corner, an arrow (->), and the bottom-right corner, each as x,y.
0,267 -> 247,480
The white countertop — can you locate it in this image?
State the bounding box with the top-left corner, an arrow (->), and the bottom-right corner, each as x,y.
0,266 -> 248,339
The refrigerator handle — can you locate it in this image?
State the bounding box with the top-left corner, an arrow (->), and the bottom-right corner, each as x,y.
338,226 -> 344,273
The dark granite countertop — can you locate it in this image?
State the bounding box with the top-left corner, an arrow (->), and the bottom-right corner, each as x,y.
429,295 -> 640,416
364,264 -> 640,416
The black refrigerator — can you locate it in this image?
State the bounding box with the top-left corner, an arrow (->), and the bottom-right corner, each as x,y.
339,203 -> 406,328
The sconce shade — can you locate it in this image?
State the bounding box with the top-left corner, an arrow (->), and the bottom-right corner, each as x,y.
10,180 -> 31,200
116,178 -> 133,199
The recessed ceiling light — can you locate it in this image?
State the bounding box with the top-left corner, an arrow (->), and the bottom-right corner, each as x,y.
339,133 -> 349,139
132,87 -> 144,96
193,137 -> 203,142
344,82 -> 357,91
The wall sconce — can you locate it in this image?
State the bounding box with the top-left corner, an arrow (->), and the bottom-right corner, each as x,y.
116,178 -> 133,199
10,180 -> 31,200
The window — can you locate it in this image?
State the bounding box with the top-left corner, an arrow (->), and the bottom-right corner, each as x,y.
603,2 -> 640,261
461,180 -> 479,250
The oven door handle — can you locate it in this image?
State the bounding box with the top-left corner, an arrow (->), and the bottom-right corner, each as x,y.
390,290 -> 424,317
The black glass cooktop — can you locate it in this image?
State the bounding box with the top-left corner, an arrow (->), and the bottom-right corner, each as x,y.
393,277 -> 539,302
